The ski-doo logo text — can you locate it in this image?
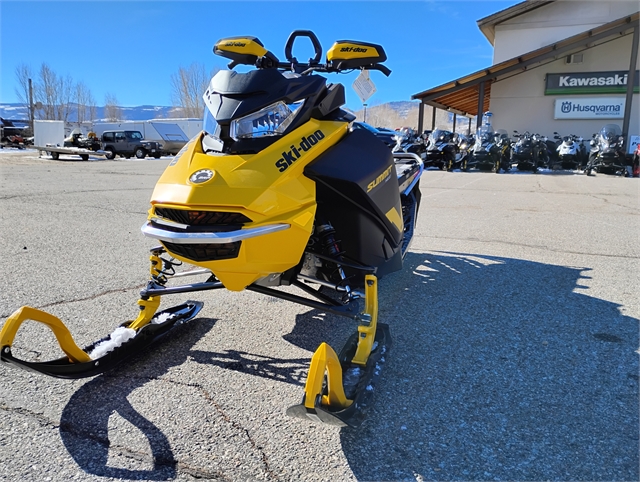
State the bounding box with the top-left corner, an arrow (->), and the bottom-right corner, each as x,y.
367,165 -> 393,192
340,47 -> 368,53
225,41 -> 246,47
275,130 -> 325,172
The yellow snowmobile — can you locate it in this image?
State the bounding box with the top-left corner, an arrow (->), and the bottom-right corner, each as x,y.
0,31 -> 423,427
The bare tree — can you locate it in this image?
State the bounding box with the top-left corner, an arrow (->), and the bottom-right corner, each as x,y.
75,82 -> 96,123
170,63 -> 218,118
34,63 -> 74,121
104,92 -> 123,121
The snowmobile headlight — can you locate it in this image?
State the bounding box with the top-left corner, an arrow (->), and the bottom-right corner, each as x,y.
230,100 -> 303,140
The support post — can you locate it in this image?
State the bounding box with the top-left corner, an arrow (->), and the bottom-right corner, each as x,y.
467,117 -> 472,135
452,113 -> 457,133
476,81 -> 486,131
622,24 -> 639,153
418,102 -> 424,133
28,78 -> 34,134
431,105 -> 436,130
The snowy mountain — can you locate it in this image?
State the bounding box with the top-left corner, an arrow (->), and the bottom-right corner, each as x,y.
0,103 -> 181,122
0,101 -> 419,124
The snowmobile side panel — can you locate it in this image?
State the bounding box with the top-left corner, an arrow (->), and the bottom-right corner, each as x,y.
304,128 -> 404,278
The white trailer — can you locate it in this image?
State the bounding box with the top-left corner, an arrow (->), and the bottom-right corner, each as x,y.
33,120 -> 105,161
34,145 -> 106,161
34,120 -> 65,147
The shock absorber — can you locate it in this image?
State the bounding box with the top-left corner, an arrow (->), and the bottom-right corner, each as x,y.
316,223 -> 343,258
316,223 -> 352,300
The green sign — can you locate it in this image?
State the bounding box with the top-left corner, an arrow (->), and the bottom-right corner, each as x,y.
545,71 -> 639,95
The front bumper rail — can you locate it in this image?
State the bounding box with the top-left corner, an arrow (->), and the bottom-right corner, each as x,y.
141,222 -> 290,244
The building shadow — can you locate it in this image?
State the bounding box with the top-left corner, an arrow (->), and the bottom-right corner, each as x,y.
59,318 -> 218,480
338,251 -> 639,481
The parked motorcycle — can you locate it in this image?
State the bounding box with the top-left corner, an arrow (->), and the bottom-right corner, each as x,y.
585,124 -> 627,176
552,132 -> 587,170
0,31 -> 424,429
510,131 -> 548,172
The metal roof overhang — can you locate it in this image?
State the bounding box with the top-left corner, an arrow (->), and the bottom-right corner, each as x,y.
412,12 -> 640,119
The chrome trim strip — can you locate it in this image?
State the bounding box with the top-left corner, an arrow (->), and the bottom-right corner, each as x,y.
151,216 -> 189,229
172,268 -> 212,278
141,222 -> 290,244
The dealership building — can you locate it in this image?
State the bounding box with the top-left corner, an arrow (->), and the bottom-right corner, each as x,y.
413,0 -> 639,152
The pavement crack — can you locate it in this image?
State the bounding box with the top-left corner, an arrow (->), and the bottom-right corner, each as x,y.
0,403 -> 58,429
60,417 -> 231,481
162,377 -> 278,481
0,284 -> 148,318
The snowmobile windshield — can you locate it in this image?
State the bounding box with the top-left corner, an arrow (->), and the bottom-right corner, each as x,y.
431,129 -> 449,142
599,124 -> 622,142
477,126 -> 494,143
202,108 -> 224,153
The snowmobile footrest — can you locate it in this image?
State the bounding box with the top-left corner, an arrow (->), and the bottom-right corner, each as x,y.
286,323 -> 391,428
0,301 -> 203,379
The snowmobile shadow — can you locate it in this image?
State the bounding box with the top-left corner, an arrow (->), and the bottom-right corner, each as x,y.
186,308 -> 352,386
188,349 -> 310,386
59,317 -> 217,481
340,252 -> 639,481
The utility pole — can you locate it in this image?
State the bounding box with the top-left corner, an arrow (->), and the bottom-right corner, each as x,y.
28,78 -> 34,133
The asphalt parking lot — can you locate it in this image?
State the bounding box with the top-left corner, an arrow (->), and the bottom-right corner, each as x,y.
0,149 -> 638,482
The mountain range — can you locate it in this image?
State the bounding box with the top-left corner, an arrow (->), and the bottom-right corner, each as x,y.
0,104 -> 180,122
0,101 -> 420,125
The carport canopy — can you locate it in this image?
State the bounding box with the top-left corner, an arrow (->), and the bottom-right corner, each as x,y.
412,12 -> 639,135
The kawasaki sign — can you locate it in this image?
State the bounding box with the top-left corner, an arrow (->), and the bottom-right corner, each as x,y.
545,71 -> 639,95
554,97 -> 625,119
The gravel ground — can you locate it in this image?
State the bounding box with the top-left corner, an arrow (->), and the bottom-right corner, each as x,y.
0,148 -> 637,482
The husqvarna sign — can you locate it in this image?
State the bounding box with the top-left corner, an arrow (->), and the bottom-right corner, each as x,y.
554,97 -> 625,119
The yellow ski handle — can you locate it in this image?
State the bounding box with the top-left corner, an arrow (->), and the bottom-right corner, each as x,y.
0,306 -> 91,363
303,342 -> 352,410
351,274 -> 378,365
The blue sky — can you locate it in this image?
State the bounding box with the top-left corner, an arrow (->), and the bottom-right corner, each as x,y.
0,0 -> 517,111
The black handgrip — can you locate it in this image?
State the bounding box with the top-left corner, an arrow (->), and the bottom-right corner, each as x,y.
369,64 -> 392,77
284,30 -> 322,64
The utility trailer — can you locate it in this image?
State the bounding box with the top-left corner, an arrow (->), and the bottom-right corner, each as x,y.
35,145 -> 106,161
